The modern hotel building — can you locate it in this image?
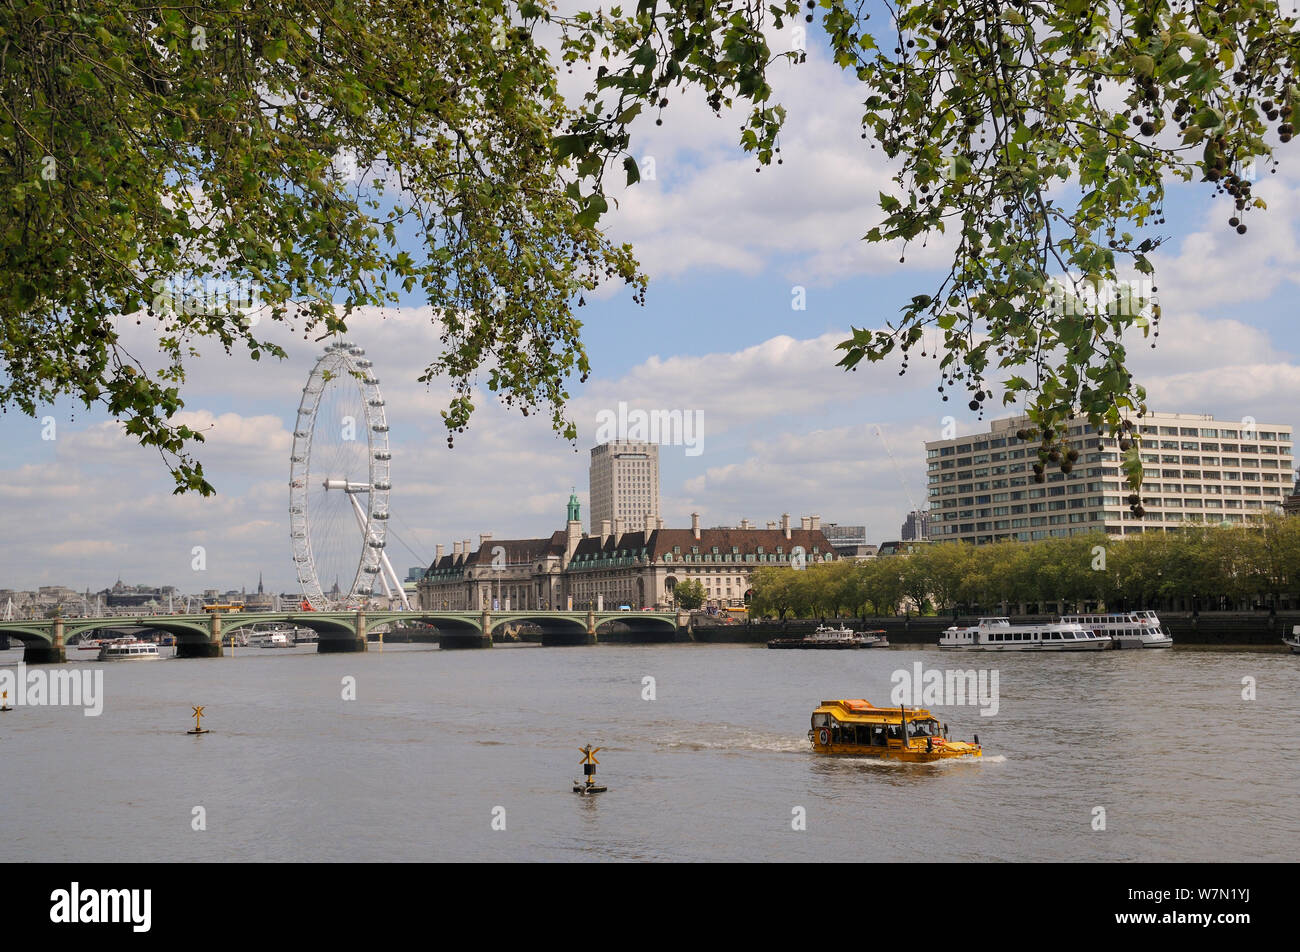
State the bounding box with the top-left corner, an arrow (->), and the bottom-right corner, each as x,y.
925,412 -> 1294,545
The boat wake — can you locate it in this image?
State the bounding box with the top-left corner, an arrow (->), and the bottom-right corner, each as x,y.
657,728 -> 807,754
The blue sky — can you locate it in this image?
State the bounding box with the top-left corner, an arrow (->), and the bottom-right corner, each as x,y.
3,15 -> 1299,596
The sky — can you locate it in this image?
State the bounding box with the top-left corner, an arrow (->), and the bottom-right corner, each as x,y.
3,13 -> 1300,597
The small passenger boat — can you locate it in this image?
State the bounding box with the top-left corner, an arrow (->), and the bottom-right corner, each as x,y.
809,699 -> 981,762
768,624 -> 889,649
98,640 -> 161,661
1284,627 -> 1300,654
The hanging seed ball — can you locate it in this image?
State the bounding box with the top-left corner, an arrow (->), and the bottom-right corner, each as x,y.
1237,223 -> 1248,234
1120,438 -> 1132,451
1229,217 -> 1240,227
1128,493 -> 1141,505
1133,505 -> 1146,517
1048,449 -> 1061,462
1060,462 -> 1073,473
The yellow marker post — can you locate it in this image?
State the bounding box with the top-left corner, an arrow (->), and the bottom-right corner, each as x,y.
1,689 -> 11,712
573,744 -> 607,795
187,705 -> 209,735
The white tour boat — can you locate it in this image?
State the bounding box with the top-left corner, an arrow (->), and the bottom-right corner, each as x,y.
98,640 -> 161,661
939,617 -> 1111,651
247,628 -> 294,649
1060,611 -> 1173,649
1285,626 -> 1300,654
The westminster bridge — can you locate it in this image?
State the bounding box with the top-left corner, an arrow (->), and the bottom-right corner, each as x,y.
0,608 -> 690,663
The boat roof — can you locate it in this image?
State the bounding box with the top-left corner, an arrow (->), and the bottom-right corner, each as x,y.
814,699 -> 938,723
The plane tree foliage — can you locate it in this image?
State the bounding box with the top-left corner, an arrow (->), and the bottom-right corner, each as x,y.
7,1 -> 1299,498
0,0 -> 643,493
555,0 -> 1300,503
746,516 -> 1300,617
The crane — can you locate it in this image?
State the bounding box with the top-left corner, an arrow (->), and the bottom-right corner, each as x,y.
874,424 -> 922,516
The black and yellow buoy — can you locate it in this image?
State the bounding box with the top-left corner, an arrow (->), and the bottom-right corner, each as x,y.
186,705 -> 209,735
573,745 -> 607,795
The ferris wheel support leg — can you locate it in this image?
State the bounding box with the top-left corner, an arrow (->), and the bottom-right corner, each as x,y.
344,483 -> 410,611
379,549 -> 412,610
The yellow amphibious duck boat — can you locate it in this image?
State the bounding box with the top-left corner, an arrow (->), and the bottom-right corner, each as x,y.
809,699 -> 982,762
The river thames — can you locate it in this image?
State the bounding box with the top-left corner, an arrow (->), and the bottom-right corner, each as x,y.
2,642 -> 1296,862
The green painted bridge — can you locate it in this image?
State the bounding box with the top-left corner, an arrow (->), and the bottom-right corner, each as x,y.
0,608 -> 689,662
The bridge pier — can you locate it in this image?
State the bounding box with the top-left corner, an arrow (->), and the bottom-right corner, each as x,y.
178,611 -> 223,658
24,617 -> 66,663
585,609 -> 598,646
176,640 -> 223,658
316,611 -> 368,652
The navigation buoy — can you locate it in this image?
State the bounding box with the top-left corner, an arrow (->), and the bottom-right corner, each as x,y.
573,744 -> 607,795
187,705 -> 209,735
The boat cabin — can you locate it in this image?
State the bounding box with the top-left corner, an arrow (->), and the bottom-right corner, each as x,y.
810,699 -> 946,748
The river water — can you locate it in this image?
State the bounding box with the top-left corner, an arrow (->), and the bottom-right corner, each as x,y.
1,642 -> 1296,862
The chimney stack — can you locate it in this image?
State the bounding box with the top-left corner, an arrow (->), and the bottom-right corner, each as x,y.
452,541 -> 462,558
782,513 -> 792,540
810,514 -> 821,531
600,519 -> 612,544
767,521 -> 776,530
691,512 -> 701,541
613,516 -> 624,540
656,516 -> 664,529
436,544 -> 444,562
463,538 -> 472,558
644,513 -> 655,534
480,532 -> 492,549
800,515 -> 811,531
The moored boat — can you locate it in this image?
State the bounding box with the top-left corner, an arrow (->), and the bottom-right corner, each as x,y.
291,626 -> 318,645
808,699 -> 981,761
1060,611 -> 1172,648
768,624 -> 889,649
1285,627 -> 1300,653
98,640 -> 161,661
247,627 -> 294,648
939,617 -> 1110,651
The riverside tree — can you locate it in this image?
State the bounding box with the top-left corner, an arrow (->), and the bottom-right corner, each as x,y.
557,0 -> 1300,500
7,2 -> 1298,494
746,516 -> 1300,617
671,577 -> 707,609
1,1 -> 643,493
